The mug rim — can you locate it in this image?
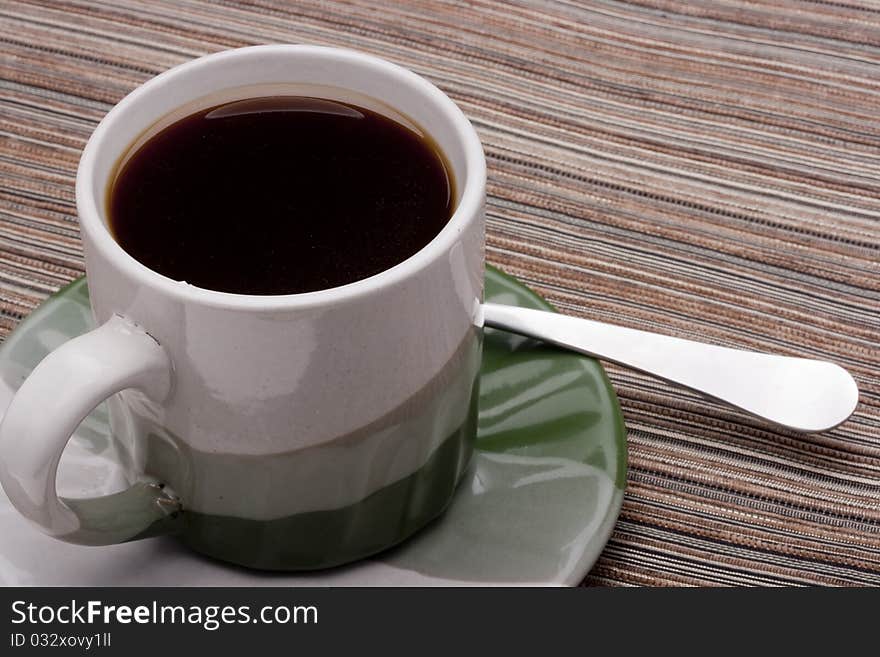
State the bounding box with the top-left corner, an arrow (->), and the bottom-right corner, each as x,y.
75,44 -> 486,311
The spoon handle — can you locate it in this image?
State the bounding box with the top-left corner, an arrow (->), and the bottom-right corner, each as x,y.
482,303 -> 859,432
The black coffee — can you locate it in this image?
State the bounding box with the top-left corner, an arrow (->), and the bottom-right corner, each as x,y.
108,96 -> 454,295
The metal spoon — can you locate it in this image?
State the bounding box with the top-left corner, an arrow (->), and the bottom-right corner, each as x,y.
482,303 -> 859,433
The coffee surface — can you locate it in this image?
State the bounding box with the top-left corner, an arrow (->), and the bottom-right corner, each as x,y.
108,96 -> 454,295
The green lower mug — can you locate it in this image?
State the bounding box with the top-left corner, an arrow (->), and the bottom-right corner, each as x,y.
109,329 -> 482,570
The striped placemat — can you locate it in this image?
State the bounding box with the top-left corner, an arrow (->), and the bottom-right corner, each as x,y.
1,0 -> 878,586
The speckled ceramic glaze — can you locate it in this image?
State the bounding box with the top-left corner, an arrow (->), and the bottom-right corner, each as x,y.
0,46 -> 486,569
0,267 -> 626,585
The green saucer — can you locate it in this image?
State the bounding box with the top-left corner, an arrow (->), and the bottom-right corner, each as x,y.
0,265 -> 626,585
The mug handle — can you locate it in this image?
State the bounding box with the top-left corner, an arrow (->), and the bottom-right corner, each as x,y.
0,314 -> 184,545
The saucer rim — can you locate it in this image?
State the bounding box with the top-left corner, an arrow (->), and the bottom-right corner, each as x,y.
0,265 -> 627,586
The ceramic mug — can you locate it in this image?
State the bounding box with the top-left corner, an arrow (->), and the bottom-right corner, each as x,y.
0,45 -> 486,570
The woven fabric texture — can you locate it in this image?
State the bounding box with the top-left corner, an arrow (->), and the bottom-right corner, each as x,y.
1,0 -> 878,586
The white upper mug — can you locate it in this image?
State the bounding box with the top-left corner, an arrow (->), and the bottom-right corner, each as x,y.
0,45 -> 486,570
